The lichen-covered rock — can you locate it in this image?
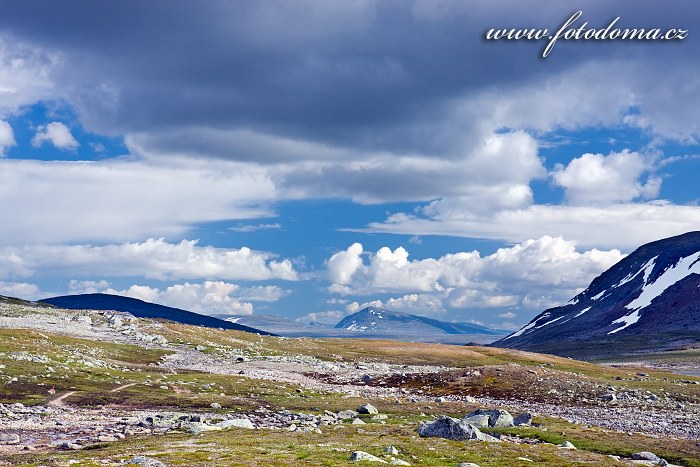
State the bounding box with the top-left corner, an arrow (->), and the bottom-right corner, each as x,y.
417,416 -> 500,442
631,451 -> 667,466
513,413 -> 532,426
127,456 -> 167,467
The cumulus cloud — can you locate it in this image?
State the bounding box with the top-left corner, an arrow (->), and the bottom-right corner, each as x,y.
0,281 -> 40,300
32,122 -> 79,150
0,238 -> 298,282
552,150 -> 661,205
0,120 -> 15,155
326,236 -> 623,312
104,281 -> 257,316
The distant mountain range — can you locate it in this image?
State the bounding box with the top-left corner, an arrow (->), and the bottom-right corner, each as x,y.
493,231 -> 700,359
336,306 -> 506,336
38,294 -> 505,344
40,293 -> 274,336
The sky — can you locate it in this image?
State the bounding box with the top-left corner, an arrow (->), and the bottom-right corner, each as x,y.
1,1 -> 699,330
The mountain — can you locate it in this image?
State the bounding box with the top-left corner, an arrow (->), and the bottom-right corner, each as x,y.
336,307 -> 506,337
211,313 -> 345,337
40,293 -> 274,336
493,231 -> 700,359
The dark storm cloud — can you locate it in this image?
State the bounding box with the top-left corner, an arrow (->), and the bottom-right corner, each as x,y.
0,1 -> 697,158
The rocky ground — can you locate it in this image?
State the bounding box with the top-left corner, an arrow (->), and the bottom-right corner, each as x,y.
1,300 -> 699,466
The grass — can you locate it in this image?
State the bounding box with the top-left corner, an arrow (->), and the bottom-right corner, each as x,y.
1,304 -> 699,466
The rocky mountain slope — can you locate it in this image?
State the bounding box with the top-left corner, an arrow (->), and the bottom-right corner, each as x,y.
494,231 -> 700,359
336,307 -> 506,337
41,293 -> 273,335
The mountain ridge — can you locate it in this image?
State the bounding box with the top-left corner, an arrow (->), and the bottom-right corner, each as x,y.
40,293 -> 275,336
492,231 -> 700,359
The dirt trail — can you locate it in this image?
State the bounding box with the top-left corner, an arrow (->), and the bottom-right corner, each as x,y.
47,391 -> 76,407
109,382 -> 138,393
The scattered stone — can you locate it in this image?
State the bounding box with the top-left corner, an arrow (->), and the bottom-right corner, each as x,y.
349,451 -> 387,463
599,393 -> 617,402
458,464 -> 481,467
435,396 -> 448,402
210,402 -> 222,409
417,416 -> 500,442
351,418 -> 366,425
513,413 -> 532,426
463,396 -> 477,403
516,458 -> 533,462
97,435 -> 119,442
358,403 -> 379,415
559,441 -> 577,449
384,445 -> 399,455
0,433 -> 20,445
127,456 -> 167,466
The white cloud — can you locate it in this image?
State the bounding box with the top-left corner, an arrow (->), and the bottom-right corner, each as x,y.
0,158 -> 276,245
0,120 -> 15,155
552,150 -> 660,205
366,202 -> 700,250
229,223 -> 281,232
326,236 -> 623,314
237,285 -> 290,302
0,38 -> 57,113
0,281 -> 40,300
295,310 -> 347,325
106,281 -> 256,316
32,122 -> 79,150
0,238 -> 298,282
68,279 -> 111,294
498,312 -> 517,319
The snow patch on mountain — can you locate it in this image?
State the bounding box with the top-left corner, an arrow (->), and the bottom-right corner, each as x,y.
608,251 -> 700,334
574,306 -> 591,318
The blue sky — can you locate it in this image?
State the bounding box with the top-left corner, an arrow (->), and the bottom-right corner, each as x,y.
1,1 -> 699,330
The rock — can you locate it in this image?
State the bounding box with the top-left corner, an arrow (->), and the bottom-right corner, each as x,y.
216,419 -> 254,429
600,393 -> 617,402
352,418 -> 366,425
461,413 -> 490,428
513,413 -> 532,426
458,464 -> 481,467
210,403 -> 222,409
127,456 -> 167,466
389,460 -> 410,465
463,396 -> 477,403
559,441 -> 577,449
338,410 -> 359,419
371,414 -> 388,420
463,409 -> 513,428
358,403 -> 378,415
97,435 -> 119,442
59,442 -> 82,450
435,396 -> 448,402
181,422 -> 222,434
349,451 -> 387,463
632,452 -> 667,466
384,445 -> 399,455
417,416 -> 500,442
0,433 -> 20,445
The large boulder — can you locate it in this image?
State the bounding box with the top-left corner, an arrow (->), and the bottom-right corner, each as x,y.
358,403 -> 379,415
417,416 -> 500,442
631,452 -> 668,466
462,409 -> 513,428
